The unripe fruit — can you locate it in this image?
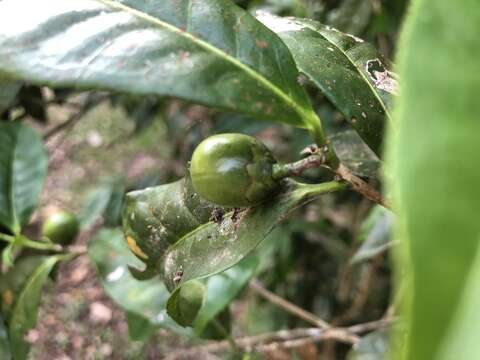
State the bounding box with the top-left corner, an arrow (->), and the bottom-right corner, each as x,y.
42,211 -> 79,245
175,280 -> 206,327
190,133 -> 280,207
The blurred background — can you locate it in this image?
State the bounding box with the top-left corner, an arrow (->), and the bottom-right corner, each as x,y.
0,0 -> 407,358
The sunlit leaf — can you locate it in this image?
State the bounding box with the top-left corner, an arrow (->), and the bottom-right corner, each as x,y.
0,0 -> 319,129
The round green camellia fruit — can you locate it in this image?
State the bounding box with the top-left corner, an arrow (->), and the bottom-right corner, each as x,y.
190,133 -> 281,207
42,211 -> 79,245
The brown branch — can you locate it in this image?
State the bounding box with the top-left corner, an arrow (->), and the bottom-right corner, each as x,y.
165,318 -> 395,359
43,93 -> 109,140
336,164 -> 391,209
249,279 -> 330,329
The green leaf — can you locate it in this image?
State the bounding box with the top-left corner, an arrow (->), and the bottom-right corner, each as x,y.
0,255 -> 47,316
351,206 -> 393,264
331,130 -> 381,178
162,180 -> 347,291
438,247 -> 480,360
0,123 -> 48,234
0,81 -> 21,114
388,0 -> 480,358
0,0 -> 319,129
257,12 -> 395,156
193,255 -> 259,334
348,329 -> 389,360
9,255 -> 66,360
327,0 -> 372,35
88,228 -> 191,335
125,311 -> 158,341
78,179 -> 120,229
0,315 -> 11,360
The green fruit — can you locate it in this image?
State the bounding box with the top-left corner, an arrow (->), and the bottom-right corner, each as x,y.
173,280 -> 206,327
42,211 -> 79,245
190,133 -> 280,207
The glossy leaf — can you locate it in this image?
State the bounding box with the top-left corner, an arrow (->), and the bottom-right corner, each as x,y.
351,206 -> 394,264
0,123 -> 48,234
257,12 -> 395,156
331,130 -> 380,178
0,0 -> 319,129
0,315 -> 10,360
9,255 -> 67,360
388,0 -> 480,358
162,180 -> 347,291
88,228 -> 190,335
0,80 -> 21,114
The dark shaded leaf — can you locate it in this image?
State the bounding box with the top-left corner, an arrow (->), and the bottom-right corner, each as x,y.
0,123 -> 48,234
351,206 -> 393,264
18,85 -> 46,123
257,12 -> 395,156
331,130 -> 380,178
388,0 -> 480,358
0,80 -> 21,114
0,0 -> 319,130
0,315 -> 10,360
9,255 -> 67,360
327,0 -> 372,35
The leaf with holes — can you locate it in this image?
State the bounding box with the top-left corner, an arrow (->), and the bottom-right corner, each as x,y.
161,180 -> 347,291
257,12 -> 396,156
0,123 -> 48,234
0,0 -> 321,131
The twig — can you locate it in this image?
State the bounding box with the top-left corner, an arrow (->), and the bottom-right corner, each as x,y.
249,279 -> 330,329
336,164 -> 391,209
43,93 -> 109,140
165,317 -> 395,359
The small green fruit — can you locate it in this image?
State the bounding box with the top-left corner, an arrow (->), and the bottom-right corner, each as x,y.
190,133 -> 280,207
176,280 -> 206,327
42,211 -> 79,245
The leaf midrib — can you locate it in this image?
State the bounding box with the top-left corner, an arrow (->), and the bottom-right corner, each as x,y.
97,0 -> 311,127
